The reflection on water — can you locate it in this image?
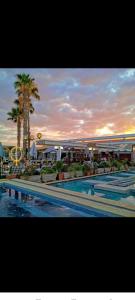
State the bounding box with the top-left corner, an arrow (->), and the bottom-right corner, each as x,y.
7,203 -> 32,217
0,186 -> 110,217
15,191 -> 18,199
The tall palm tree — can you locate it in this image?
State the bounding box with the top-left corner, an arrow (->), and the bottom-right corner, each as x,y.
7,107 -> 22,147
14,98 -> 35,151
14,74 -> 40,157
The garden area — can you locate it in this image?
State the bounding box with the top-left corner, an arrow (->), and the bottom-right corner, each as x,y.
16,158 -> 135,183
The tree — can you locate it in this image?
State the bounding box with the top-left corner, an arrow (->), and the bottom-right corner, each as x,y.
14,73 -> 40,157
7,107 -> 21,147
14,98 -> 35,152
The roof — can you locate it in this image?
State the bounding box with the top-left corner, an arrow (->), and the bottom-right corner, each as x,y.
36,133 -> 135,152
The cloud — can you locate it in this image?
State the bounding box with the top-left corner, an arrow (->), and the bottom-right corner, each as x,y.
0,70 -> 8,80
1,68 -> 135,145
119,69 -> 135,79
96,126 -> 114,136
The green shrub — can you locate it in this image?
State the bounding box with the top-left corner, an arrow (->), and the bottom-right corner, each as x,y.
82,164 -> 91,172
105,160 -> 111,168
117,161 -> 123,170
93,161 -> 99,169
68,165 -> 77,177
121,159 -> 128,165
55,161 -> 64,173
24,165 -> 37,176
109,159 -> 123,170
9,166 -> 13,174
68,165 -> 75,173
99,161 -> 107,168
62,164 -> 69,172
71,163 -> 82,171
40,167 -> 56,174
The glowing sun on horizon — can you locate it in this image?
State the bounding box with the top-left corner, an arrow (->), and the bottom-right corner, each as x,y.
124,127 -> 135,134
96,126 -> 114,136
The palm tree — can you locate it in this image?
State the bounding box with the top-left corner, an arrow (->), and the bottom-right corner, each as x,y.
27,101 -> 35,153
7,107 -> 22,147
14,98 -> 35,151
14,74 -> 40,157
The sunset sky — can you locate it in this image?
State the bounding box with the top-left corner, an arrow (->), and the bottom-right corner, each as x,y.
1,68 -> 135,146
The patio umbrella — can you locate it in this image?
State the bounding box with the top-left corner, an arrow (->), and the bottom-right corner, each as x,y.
0,143 -> 5,158
56,148 -> 61,161
89,150 -> 93,161
43,147 -> 56,153
29,142 -> 37,159
0,143 -> 5,177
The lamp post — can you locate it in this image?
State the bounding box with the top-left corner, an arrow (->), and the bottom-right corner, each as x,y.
67,147 -> 71,165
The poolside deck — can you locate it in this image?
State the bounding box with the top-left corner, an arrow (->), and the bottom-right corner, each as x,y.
3,178 -> 135,217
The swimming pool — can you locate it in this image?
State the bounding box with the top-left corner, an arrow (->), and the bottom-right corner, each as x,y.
52,171 -> 135,204
0,183 -> 115,217
109,172 -> 135,177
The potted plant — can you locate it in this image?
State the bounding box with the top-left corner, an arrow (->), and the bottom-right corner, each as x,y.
116,161 -> 123,171
70,163 -> 83,177
104,160 -> 111,173
67,165 -> 75,178
6,166 -> 17,179
122,159 -> 129,171
40,167 -> 56,182
82,163 -> 91,176
99,161 -> 107,173
56,161 -> 64,180
93,161 -> 99,174
0,166 -> 6,179
40,167 -> 46,183
110,159 -> 117,172
61,164 -> 70,179
75,163 -> 83,177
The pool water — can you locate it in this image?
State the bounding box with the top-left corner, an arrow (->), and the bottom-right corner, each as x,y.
88,175 -> 114,181
94,188 -> 132,201
109,172 -> 134,177
52,171 -> 135,204
0,184 -> 114,217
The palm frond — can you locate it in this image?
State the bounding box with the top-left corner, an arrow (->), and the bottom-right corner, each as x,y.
14,99 -> 19,105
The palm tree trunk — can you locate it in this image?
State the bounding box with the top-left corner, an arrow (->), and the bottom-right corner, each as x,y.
28,111 -> 30,155
17,116 -> 21,147
23,95 -> 28,157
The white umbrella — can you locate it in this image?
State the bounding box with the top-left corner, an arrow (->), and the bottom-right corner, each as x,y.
43,147 -> 56,153
89,151 -> 93,160
56,148 -> 61,161
29,142 -> 37,159
0,143 -> 5,177
0,143 -> 5,158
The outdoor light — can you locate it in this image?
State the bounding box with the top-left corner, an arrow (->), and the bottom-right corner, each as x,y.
89,147 -> 92,151
37,132 -> 42,139
54,146 -> 63,150
10,146 -> 23,166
